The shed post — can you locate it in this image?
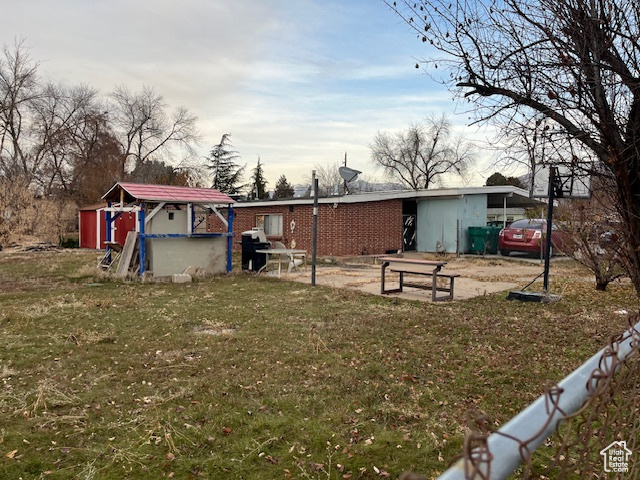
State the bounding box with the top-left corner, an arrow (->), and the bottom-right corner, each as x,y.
227,205 -> 234,273
138,203 -> 146,276
105,202 -> 112,262
96,208 -> 102,249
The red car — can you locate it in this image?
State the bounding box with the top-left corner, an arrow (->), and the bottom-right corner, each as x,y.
498,219 -> 564,257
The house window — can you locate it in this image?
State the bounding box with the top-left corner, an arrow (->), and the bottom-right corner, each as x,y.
256,214 -> 283,236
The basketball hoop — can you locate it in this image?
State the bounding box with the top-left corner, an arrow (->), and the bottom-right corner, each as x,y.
531,161 -> 592,199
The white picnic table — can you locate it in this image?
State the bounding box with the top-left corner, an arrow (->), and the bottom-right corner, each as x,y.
256,248 -> 307,277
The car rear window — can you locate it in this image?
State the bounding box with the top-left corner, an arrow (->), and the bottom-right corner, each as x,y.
509,219 -> 543,229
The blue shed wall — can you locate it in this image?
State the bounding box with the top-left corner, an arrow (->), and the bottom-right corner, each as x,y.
416,195 -> 487,253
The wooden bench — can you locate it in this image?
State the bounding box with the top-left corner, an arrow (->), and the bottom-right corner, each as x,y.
379,256 -> 460,301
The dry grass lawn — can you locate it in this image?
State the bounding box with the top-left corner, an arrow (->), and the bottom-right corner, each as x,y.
0,249 -> 637,479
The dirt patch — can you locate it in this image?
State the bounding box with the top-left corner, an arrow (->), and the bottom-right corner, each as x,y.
193,327 -> 236,336
192,323 -> 236,336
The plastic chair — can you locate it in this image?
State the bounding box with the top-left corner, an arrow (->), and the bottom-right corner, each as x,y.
273,241 -> 304,274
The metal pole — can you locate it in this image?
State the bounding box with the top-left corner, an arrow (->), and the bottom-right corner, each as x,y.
311,178 -> 319,286
343,152 -> 347,194
227,205 -> 234,273
543,168 -> 556,293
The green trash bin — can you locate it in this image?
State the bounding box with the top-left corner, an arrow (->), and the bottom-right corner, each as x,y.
485,226 -> 502,254
468,226 -> 502,254
468,226 -> 486,254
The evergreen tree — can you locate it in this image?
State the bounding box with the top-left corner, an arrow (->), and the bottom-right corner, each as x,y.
273,175 -> 295,199
485,172 -> 508,186
207,133 -> 245,194
249,158 -> 269,200
485,172 -> 524,188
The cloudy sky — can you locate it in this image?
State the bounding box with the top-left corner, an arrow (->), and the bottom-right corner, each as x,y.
0,0 -> 500,188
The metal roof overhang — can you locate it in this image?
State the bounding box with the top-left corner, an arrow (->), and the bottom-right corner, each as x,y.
232,185 -> 538,208
102,182 -> 235,205
487,191 -> 543,209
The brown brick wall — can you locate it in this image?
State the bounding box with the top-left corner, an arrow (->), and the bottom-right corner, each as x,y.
208,199 -> 403,256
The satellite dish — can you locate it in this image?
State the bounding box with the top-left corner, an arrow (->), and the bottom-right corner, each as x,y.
339,166 -> 362,183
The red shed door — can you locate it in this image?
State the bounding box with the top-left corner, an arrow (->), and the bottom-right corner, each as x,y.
79,210 -> 97,249
113,212 -> 137,246
98,213 -> 107,249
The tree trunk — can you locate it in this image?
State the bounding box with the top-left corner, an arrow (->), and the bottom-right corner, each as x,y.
614,162 -> 640,296
595,279 -> 608,291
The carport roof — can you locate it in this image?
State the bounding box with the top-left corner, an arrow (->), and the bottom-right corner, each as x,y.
102,182 -> 235,205
233,185 -> 541,208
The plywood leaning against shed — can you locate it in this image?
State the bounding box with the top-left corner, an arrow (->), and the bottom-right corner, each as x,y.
115,231 -> 139,278
100,182 -> 236,278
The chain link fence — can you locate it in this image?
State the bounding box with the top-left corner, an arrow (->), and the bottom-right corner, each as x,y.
439,315 -> 640,479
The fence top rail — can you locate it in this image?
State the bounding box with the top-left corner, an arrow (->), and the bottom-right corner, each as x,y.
438,317 -> 640,480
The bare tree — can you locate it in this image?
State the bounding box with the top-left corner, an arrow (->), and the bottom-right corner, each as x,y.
0,40 -> 209,246
303,162 -> 346,196
0,40 -> 41,181
129,159 -> 191,186
369,115 -> 473,189
385,0 -> 640,295
109,85 -> 200,180
0,42 -> 122,208
314,161 -> 344,195
556,191 -> 625,291
69,112 -> 123,206
29,83 -> 102,197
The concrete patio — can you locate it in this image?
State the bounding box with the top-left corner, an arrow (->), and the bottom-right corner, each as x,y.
274,252 -> 560,302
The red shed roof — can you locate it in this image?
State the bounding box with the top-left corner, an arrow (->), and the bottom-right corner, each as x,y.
102,182 -> 234,204
79,201 -> 108,211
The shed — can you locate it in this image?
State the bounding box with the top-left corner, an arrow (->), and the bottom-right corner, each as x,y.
78,202 -> 137,250
101,183 -> 235,277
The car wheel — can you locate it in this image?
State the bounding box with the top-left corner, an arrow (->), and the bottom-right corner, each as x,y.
500,249 -> 510,257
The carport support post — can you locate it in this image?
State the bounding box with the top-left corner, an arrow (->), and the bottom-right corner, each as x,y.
227,205 -> 234,273
543,168 -> 556,293
311,178 -> 319,286
503,197 -> 507,228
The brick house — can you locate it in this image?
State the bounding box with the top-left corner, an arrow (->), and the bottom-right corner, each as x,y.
209,186 -> 535,257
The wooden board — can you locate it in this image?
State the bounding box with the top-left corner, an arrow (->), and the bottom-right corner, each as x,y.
115,231 -> 138,278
